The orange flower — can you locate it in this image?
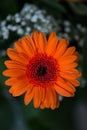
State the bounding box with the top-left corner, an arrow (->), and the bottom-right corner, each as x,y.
3,32 -> 81,109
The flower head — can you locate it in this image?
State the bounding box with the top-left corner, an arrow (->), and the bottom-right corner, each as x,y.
3,32 -> 81,109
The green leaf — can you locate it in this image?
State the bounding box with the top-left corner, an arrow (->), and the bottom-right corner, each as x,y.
39,0 -> 67,13
68,3 -> 87,15
0,0 -> 18,18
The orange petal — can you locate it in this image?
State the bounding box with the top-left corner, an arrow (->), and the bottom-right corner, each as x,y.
49,87 -> 59,109
62,46 -> 76,56
74,51 -> 79,61
7,48 -> 29,65
5,78 -> 17,86
59,62 -> 78,71
26,34 -> 36,51
20,38 -> 34,57
60,71 -> 82,79
3,69 -> 26,77
70,79 -> 80,87
32,32 -> 47,53
40,87 -> 46,102
5,75 -> 28,86
42,87 -> 50,108
45,87 -> 52,109
33,86 -> 42,108
45,32 -> 58,56
69,68 -> 81,73
58,55 -> 78,65
40,87 -> 59,109
9,86 -> 15,93
12,86 -> 26,96
32,31 -> 39,52
4,60 -> 26,70
56,77 -> 76,93
40,103 -> 45,109
54,38 -> 69,59
14,41 -> 25,53
9,79 -> 29,96
34,86 -> 46,105
54,84 -> 74,97
24,86 -> 34,105
39,87 -> 46,109
38,32 -> 47,53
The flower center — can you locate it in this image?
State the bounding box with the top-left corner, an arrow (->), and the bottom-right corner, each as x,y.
36,65 -> 47,76
26,54 -> 58,87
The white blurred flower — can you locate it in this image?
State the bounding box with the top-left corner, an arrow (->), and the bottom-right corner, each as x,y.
0,3 -> 58,40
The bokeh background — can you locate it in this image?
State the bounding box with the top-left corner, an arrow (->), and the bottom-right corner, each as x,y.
0,0 -> 87,130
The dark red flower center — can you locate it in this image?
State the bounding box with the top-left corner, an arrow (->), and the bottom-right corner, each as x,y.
26,54 -> 58,87
36,65 -> 47,76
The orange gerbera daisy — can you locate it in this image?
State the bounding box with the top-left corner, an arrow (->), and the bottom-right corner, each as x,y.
3,32 -> 81,109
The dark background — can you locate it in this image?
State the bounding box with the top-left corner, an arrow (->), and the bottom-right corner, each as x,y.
0,0 -> 87,130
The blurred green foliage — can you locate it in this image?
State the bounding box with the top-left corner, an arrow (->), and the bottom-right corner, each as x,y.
68,3 -> 87,15
0,0 -> 18,19
0,0 -> 87,130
